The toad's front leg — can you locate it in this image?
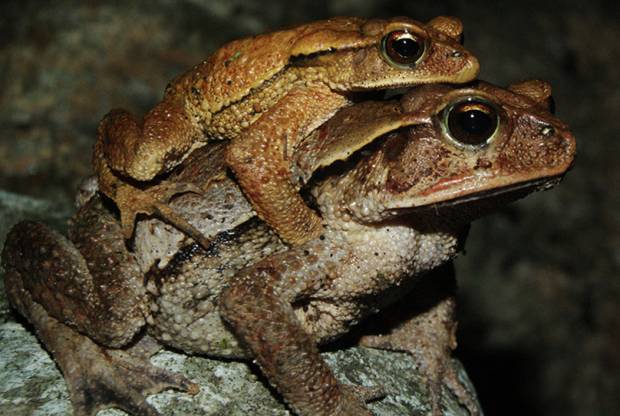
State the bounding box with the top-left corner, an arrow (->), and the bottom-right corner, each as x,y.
220,247 -> 377,416
2,198 -> 197,416
225,85 -> 349,246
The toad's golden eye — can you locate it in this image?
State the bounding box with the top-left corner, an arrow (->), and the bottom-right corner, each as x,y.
381,30 -> 425,68
443,98 -> 499,147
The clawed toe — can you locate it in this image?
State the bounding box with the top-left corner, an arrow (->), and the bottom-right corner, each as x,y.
412,356 -> 480,416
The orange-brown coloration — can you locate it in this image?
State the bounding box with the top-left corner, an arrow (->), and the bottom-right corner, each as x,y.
94,16 -> 479,246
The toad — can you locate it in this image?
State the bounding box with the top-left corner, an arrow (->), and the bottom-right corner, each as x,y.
93,16 -> 479,247
3,80 -> 575,416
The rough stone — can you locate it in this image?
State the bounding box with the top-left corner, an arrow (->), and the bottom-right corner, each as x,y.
0,316 -> 477,416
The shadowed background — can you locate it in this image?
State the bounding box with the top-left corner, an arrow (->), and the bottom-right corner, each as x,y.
0,1 -> 618,415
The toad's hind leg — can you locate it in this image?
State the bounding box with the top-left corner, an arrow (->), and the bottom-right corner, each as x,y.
2,198 -> 198,416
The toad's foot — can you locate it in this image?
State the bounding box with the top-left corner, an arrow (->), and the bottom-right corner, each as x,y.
359,297 -> 480,416
46,311 -> 197,416
4,266 -> 198,416
93,102 -> 212,249
361,334 -> 478,415
113,180 -> 213,249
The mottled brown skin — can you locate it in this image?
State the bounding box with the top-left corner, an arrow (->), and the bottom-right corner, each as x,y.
94,15 -> 479,246
2,81 -> 574,416
221,80 -> 575,415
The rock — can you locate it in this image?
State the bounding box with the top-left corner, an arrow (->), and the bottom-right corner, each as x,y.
0,319 -> 478,416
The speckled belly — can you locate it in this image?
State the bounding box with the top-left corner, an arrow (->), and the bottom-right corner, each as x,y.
144,221 -> 285,358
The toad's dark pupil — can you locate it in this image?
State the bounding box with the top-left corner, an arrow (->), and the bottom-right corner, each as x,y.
393,37 -> 419,59
459,110 -> 492,135
447,103 -> 497,146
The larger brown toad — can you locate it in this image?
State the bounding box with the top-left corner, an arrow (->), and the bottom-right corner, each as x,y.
2,80 -> 575,416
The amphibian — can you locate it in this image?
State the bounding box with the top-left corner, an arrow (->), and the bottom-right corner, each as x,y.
3,80 -> 575,416
94,16 -> 479,246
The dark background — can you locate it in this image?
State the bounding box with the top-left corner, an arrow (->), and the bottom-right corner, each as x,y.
1,1 -> 618,415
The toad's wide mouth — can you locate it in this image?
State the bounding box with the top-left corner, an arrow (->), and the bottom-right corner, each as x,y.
387,172 -> 567,216
420,175 -> 563,210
